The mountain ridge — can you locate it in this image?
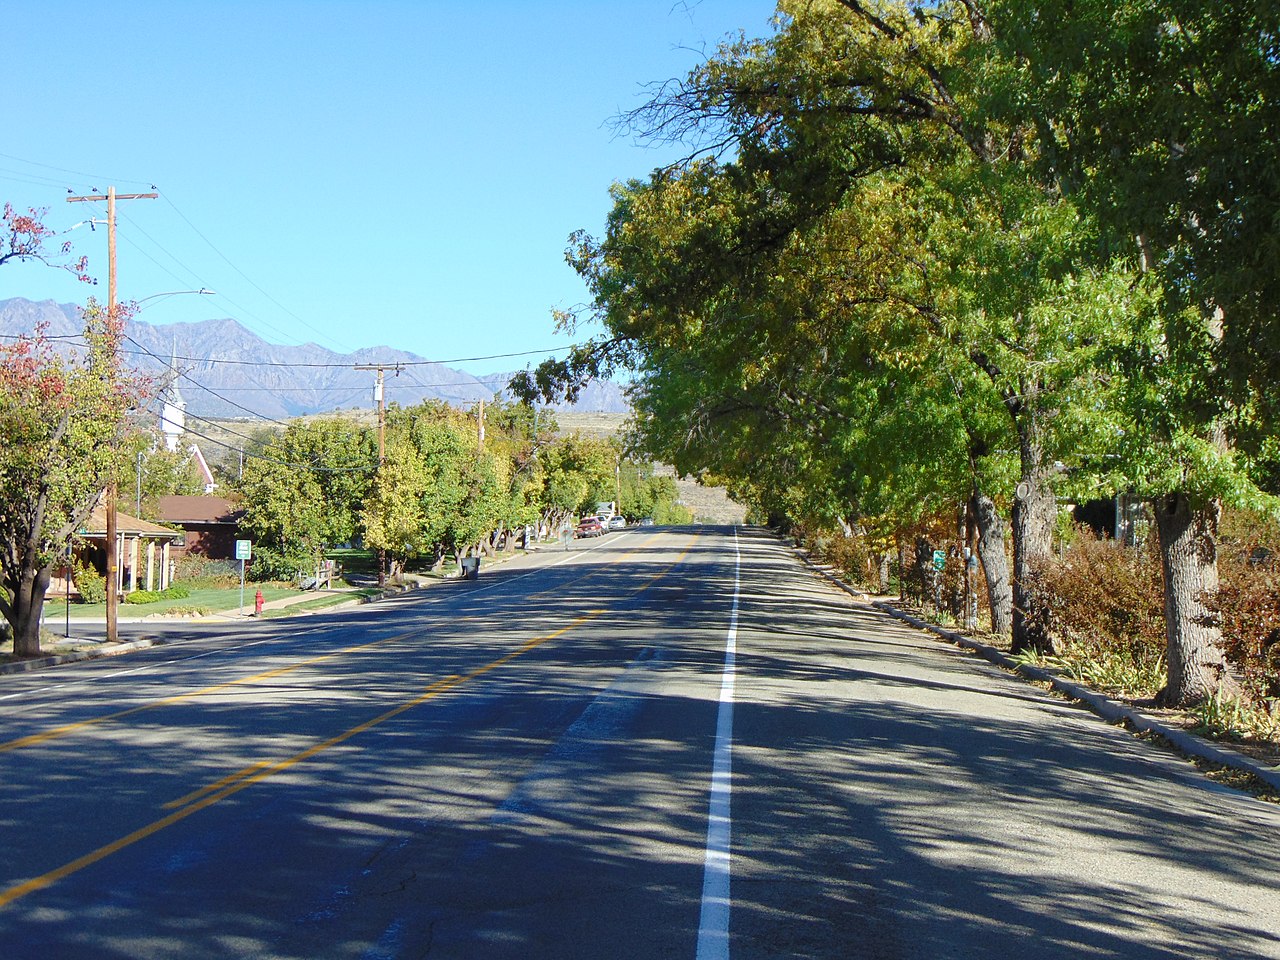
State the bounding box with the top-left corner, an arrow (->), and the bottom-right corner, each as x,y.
0,297 -> 628,419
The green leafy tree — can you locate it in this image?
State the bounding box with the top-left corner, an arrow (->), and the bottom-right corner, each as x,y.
516,0 -> 1151,651
528,434 -> 617,532
618,462 -> 657,521
238,418 -> 375,580
372,401 -> 515,564
361,435 -> 430,579
0,299 -> 144,654
133,446 -> 207,518
979,0 -> 1280,703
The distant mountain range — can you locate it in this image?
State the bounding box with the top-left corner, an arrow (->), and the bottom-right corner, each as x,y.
0,298 -> 629,419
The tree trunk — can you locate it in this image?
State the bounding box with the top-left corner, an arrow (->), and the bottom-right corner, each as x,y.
971,491 -> 1012,636
913,536 -> 940,609
1010,411 -> 1057,655
8,562 -> 51,657
1153,492 -> 1236,706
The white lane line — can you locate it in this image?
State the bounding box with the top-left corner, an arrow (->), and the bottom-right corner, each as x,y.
697,525 -> 740,960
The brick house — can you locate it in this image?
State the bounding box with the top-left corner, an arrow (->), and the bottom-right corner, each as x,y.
153,495 -> 245,562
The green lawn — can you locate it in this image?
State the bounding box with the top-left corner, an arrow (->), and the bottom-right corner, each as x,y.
47,583 -> 321,619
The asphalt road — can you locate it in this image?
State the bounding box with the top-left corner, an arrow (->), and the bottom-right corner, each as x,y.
2,526 -> 1279,959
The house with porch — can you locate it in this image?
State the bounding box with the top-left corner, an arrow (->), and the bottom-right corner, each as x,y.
76,504 -> 183,595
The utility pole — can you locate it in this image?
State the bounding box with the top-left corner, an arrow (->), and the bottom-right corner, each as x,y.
477,398 -> 485,453
67,186 -> 156,644
355,363 -> 403,586
354,363 -> 403,462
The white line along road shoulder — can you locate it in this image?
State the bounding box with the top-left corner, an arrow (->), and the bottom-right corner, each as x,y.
697,526 -> 741,960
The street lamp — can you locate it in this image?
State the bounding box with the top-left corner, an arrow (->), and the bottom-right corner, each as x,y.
104,287 -> 214,642
132,288 -> 216,310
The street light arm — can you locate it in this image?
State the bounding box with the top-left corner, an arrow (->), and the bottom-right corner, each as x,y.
132,288 -> 216,306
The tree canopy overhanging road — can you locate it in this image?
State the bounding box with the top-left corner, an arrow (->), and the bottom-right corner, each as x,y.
1,526 -> 1278,959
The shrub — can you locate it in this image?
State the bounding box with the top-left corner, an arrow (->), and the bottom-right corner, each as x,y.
823,533 -> 877,590
1211,509 -> 1280,705
123,585 -> 191,605
1027,528 -> 1167,698
173,554 -> 239,588
72,560 -> 106,605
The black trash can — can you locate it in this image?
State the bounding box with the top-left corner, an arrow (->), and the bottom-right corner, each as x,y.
460,556 -> 480,581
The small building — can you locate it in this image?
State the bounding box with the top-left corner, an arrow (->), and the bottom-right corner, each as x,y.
77,505 -> 183,594
153,495 -> 245,562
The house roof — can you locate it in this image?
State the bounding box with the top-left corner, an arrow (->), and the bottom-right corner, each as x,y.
80,506 -> 182,540
154,495 -> 244,525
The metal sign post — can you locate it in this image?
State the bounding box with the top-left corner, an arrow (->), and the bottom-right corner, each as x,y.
65,542 -> 72,639
235,540 -> 252,615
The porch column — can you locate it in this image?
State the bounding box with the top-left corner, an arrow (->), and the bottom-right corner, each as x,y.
146,541 -> 156,592
161,542 -> 171,590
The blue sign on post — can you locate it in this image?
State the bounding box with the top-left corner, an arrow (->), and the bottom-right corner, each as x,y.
932,549 -> 946,572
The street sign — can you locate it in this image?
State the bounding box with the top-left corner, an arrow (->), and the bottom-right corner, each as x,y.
235,539 -> 252,561
932,549 -> 946,572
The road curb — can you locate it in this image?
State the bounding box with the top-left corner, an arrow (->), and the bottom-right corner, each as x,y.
795,549 -> 1280,793
0,636 -> 164,675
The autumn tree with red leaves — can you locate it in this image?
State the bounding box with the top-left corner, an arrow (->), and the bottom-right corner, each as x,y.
0,205 -> 142,654
2,203 -> 93,281
0,300 -> 147,655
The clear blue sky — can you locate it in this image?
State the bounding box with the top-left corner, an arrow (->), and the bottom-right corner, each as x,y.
2,1 -> 777,374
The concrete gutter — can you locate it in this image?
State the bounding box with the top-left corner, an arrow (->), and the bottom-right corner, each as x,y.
797,551 -> 1280,793
0,636 -> 165,675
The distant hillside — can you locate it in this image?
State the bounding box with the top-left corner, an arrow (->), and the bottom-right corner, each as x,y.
548,412 -> 746,525
0,298 -> 628,418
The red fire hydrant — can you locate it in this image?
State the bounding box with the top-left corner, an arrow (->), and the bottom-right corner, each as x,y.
254,588 -> 265,617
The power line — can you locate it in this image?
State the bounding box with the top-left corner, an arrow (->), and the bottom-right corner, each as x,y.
70,195 -> 315,351
119,330 -> 297,427
55,191 -> 343,354
130,345 -> 569,369
2,333 -> 526,400
0,333 -> 572,369
0,170 -> 75,191
162,192 -> 355,354
178,371 -> 292,423
0,151 -> 155,189
164,415 -> 378,475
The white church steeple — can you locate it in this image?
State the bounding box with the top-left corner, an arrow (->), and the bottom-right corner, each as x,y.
159,346 -> 186,452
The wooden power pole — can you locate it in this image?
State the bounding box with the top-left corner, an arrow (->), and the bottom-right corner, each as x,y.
67,186 -> 157,643
355,362 -> 403,586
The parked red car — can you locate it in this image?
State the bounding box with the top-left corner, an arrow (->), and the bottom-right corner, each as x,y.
575,517 -> 605,538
